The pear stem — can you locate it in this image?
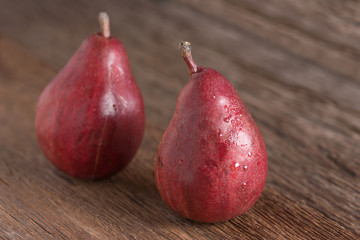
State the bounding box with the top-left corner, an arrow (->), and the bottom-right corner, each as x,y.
179,41 -> 198,74
98,12 -> 111,38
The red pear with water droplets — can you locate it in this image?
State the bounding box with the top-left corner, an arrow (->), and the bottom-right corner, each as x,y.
154,41 -> 267,223
35,13 -> 145,180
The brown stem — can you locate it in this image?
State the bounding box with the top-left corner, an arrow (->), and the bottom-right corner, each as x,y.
179,41 -> 198,74
98,12 -> 111,38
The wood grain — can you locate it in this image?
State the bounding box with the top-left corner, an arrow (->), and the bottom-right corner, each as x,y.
0,0 -> 359,239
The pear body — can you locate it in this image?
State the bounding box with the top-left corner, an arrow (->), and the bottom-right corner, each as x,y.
36,34 -> 145,180
155,67 -> 267,223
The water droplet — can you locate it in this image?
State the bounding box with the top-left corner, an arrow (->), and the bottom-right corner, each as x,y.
243,165 -> 248,170
213,95 -> 216,99
235,162 -> 240,168
231,119 -> 235,124
243,182 -> 247,186
248,152 -> 252,157
112,104 -> 117,110
223,115 -> 231,123
179,159 -> 183,165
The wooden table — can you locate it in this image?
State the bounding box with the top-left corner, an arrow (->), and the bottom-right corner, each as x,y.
0,1 -> 359,239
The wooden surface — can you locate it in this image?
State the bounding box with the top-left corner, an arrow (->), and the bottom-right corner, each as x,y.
0,0 -> 359,239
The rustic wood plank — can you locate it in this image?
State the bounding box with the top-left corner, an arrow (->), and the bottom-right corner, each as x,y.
0,38 -> 357,238
0,0 -> 359,238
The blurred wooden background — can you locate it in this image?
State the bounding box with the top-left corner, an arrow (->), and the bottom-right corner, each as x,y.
0,0 -> 359,239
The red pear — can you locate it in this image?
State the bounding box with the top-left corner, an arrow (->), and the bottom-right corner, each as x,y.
35,13 -> 145,180
154,41 -> 267,223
